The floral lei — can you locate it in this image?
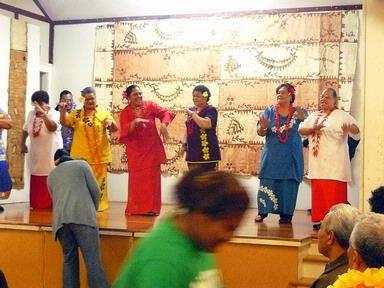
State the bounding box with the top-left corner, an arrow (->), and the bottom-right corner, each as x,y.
327,268 -> 384,288
311,108 -> 336,157
273,104 -> 294,144
32,115 -> 44,137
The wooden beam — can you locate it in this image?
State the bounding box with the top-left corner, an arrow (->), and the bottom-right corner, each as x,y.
54,4 -> 363,25
0,2 -> 50,23
32,0 -> 52,22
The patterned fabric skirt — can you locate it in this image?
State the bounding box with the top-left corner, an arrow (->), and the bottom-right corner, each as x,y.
90,164 -> 109,212
0,159 -> 12,199
257,178 -> 299,216
311,179 -> 347,222
126,165 -> 161,215
30,175 -> 52,208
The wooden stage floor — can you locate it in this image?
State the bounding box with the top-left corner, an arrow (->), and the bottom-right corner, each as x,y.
0,202 -> 316,242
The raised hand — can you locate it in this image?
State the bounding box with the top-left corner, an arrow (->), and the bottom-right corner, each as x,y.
104,119 -> 113,129
58,102 -> 68,112
159,123 -> 169,143
294,106 -> 306,121
258,112 -> 270,130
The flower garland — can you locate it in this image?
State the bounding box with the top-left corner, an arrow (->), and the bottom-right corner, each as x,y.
327,268 -> 384,288
274,104 -> 294,144
81,109 -> 104,177
311,108 -> 335,157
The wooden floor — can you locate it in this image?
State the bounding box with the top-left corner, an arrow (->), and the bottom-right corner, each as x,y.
0,202 -> 316,241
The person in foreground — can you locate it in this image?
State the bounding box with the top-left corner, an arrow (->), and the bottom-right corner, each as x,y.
47,149 -> 109,288
310,204 -> 361,288
328,213 -> 384,288
113,169 -> 250,288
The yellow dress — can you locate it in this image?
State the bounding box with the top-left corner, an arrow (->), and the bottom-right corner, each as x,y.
66,108 -> 113,211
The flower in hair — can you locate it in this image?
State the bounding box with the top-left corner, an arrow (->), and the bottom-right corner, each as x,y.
202,91 -> 209,99
288,86 -> 296,95
122,91 -> 128,99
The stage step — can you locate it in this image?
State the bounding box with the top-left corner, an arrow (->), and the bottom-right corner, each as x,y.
288,277 -> 315,288
302,252 -> 328,279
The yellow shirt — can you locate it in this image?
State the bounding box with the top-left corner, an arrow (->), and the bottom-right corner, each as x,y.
66,108 -> 112,164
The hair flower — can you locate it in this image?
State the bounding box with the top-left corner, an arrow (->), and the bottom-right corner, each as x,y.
288,86 -> 296,95
202,91 -> 209,99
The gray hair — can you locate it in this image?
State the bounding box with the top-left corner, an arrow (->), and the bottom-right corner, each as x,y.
323,204 -> 361,249
350,213 -> 384,268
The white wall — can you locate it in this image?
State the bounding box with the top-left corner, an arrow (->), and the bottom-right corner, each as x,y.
0,1 -> 50,65
0,14 -> 41,203
51,15 -> 364,209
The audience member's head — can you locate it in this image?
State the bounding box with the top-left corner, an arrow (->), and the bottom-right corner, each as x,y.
348,213 -> 384,271
317,204 -> 361,259
53,148 -> 73,165
369,186 -> 384,214
175,169 -> 249,252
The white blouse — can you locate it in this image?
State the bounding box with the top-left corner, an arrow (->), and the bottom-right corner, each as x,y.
299,109 -> 360,182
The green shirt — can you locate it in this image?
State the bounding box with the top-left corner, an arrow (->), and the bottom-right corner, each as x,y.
113,217 -> 223,288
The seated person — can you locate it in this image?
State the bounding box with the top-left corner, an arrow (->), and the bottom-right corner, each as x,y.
369,186 -> 384,214
329,213 -> 384,287
310,204 -> 361,288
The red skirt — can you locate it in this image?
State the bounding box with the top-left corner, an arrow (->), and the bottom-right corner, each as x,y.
126,166 -> 161,215
30,175 -> 52,209
311,179 -> 347,222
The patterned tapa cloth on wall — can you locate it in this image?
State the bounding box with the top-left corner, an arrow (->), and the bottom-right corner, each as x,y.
6,19 -> 27,189
93,10 -> 360,176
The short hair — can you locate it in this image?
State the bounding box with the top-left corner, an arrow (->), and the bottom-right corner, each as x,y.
276,83 -> 295,103
350,213 -> 384,268
369,186 -> 384,214
322,204 -> 361,249
175,169 -> 249,218
193,85 -> 211,102
81,86 -> 96,96
59,90 -> 72,100
324,87 -> 338,99
31,90 -> 49,104
53,148 -> 73,164
125,84 -> 140,97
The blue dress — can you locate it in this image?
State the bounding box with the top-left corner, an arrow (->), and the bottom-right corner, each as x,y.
257,106 -> 305,216
0,108 -> 12,195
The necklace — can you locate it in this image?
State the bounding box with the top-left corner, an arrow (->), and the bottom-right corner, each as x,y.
82,109 -> 103,176
311,108 -> 336,157
274,104 -> 293,144
32,114 -> 44,137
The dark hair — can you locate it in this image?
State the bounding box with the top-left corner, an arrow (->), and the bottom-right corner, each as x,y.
31,90 -> 49,104
81,86 -> 96,95
193,85 -> 211,102
276,83 -> 295,103
125,84 -> 140,97
54,148 -> 69,161
326,87 -> 338,99
175,169 -> 249,218
369,186 -> 384,214
59,90 -> 72,100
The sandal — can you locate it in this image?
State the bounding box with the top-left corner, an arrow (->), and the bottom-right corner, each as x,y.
254,214 -> 267,223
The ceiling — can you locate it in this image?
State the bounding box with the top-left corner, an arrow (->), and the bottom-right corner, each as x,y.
3,0 -> 363,22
